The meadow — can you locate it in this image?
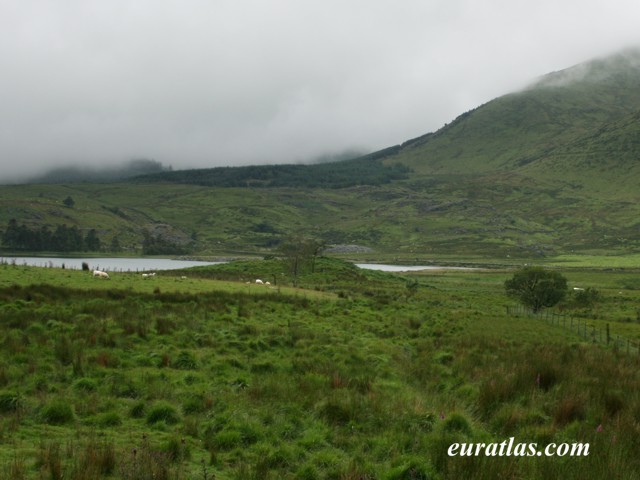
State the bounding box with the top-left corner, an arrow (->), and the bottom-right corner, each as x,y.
0,258 -> 639,479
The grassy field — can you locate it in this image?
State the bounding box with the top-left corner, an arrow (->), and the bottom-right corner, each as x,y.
2,171 -> 640,261
0,257 -> 639,479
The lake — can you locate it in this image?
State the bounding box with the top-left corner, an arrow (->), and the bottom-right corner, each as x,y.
355,263 -> 475,272
0,256 -> 223,272
1,256 -> 474,273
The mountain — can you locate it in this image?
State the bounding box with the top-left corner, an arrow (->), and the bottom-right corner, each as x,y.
383,47 -> 640,179
1,48 -> 640,260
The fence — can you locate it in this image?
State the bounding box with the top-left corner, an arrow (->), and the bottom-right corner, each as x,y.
506,305 -> 640,356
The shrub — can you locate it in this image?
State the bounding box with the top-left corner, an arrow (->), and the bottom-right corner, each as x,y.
146,401 -> 180,425
173,351 -> 198,370
41,400 -> 75,425
0,391 -> 22,413
73,378 -> 98,393
129,401 -> 146,419
442,412 -> 473,436
97,411 -> 122,427
573,287 -> 600,308
182,395 -> 207,415
212,430 -> 242,451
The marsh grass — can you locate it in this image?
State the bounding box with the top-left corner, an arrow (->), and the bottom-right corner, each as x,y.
0,261 -> 639,478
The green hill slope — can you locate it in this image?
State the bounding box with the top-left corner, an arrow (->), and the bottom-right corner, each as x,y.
1,49 -> 640,260
388,48 -> 640,179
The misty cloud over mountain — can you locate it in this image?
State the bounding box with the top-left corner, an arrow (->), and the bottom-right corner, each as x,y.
1,0 -> 640,183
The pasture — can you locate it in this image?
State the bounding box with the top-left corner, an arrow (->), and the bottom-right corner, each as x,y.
0,258 -> 639,479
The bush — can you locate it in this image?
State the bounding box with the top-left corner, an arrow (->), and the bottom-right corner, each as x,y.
146,401 -> 180,425
129,401 -> 146,419
41,400 -> 75,425
0,391 -> 22,413
212,430 -> 242,451
97,411 -> 122,427
73,378 -> 98,393
573,287 -> 600,308
173,351 -> 198,370
442,412 -> 473,436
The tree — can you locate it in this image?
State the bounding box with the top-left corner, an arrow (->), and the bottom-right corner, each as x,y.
63,196 -> 75,208
278,235 -> 325,286
505,267 -> 568,313
1,219 -> 21,249
84,229 -> 101,251
110,236 -> 122,253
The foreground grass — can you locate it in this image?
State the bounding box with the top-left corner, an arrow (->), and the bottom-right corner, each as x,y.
0,259 -> 639,479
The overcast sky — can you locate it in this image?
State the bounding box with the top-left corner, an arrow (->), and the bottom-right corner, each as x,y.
1,0 -> 639,181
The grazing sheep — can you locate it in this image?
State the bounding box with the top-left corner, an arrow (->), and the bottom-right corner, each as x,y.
255,279 -> 264,284
93,270 -> 110,279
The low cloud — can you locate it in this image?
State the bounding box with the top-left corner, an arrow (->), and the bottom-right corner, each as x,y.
1,0 -> 639,182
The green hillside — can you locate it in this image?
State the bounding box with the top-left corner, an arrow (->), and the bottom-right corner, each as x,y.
389,48 -> 640,178
1,49 -> 640,261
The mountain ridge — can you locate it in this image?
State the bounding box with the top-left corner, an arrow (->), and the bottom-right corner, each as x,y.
381,47 -> 640,179
1,48 -> 640,258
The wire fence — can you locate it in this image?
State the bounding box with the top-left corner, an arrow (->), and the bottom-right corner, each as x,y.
506,305 -> 640,356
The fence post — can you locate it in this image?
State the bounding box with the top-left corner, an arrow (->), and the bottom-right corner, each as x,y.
606,324 -> 610,345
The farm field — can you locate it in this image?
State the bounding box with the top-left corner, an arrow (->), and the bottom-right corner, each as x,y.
0,258 -> 639,479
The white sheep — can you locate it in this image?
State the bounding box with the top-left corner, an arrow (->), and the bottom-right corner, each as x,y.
93,270 -> 110,279
255,279 -> 264,284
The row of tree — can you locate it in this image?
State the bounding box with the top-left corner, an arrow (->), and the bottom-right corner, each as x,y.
1,219 -> 101,252
133,154 -> 410,189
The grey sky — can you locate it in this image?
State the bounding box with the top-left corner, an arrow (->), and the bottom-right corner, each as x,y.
1,0 -> 639,181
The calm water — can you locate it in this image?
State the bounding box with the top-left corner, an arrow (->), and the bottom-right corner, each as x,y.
0,256 -> 223,272
355,263 -> 475,272
1,256 -> 472,273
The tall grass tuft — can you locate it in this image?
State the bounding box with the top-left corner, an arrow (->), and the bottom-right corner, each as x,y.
40,400 -> 75,425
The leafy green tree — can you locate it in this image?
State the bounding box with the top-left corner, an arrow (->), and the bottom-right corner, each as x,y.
63,196 -> 75,208
1,219 -> 21,249
110,236 -> 122,253
505,267 -> 568,313
84,229 -> 101,251
278,235 -> 325,286
51,224 -> 83,252
572,287 -> 600,308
